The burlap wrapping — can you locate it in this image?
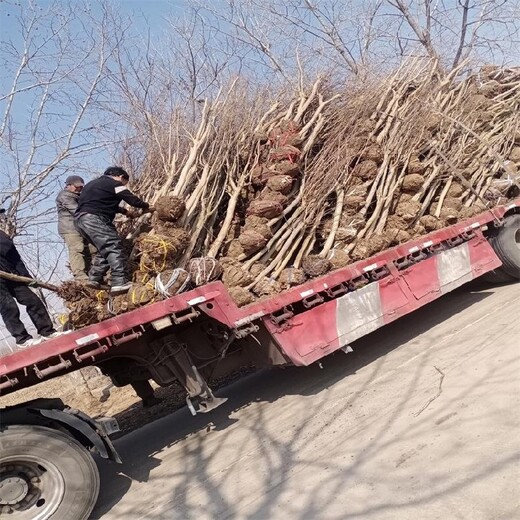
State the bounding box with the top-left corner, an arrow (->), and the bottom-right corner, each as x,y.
510,146 -> 520,162
419,215 -> 443,232
227,240 -> 245,258
229,286 -> 256,307
441,198 -> 463,211
352,160 -> 378,181
259,189 -> 289,207
437,207 -> 459,224
107,294 -> 130,316
384,228 -> 412,245
447,182 -> 465,198
407,159 -> 425,175
128,283 -> 156,310
222,264 -> 253,288
155,195 -> 186,222
253,277 -> 283,296
344,195 -> 365,211
401,174 -> 425,193
270,160 -> 301,178
329,249 -> 351,269
133,271 -> 154,285
249,262 -> 266,277
361,144 -> 383,163
251,165 -> 270,187
302,256 -> 331,277
244,216 -> 272,239
155,268 -> 191,297
268,145 -> 301,163
395,200 -> 422,223
279,268 -> 306,288
266,175 -> 293,194
351,235 -> 389,261
247,199 -> 284,219
188,257 -> 223,286
238,230 -> 268,255
137,231 -> 189,272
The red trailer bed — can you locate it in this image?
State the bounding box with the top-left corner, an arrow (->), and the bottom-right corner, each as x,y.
0,199 -> 518,395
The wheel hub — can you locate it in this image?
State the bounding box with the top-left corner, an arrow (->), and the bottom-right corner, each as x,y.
0,474 -> 29,505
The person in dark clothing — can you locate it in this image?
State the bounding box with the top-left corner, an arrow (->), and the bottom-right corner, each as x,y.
0,210 -> 57,348
75,166 -> 151,294
56,175 -> 95,280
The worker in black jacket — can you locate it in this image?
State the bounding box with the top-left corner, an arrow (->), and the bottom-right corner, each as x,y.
75,167 -> 150,294
0,210 -> 57,348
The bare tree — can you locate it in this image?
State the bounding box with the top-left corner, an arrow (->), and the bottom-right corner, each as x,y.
0,0 -> 126,248
385,0 -> 519,69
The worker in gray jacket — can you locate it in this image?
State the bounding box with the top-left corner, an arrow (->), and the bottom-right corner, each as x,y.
56,176 -> 94,281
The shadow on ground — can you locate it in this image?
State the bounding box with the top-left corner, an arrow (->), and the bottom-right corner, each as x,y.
90,281 -> 499,519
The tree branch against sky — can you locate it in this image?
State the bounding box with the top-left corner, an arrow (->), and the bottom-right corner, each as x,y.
0,0 -> 126,239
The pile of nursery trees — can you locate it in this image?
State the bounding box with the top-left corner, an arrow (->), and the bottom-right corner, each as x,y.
61,61 -> 520,325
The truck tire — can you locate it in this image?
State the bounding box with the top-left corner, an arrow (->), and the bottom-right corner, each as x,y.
488,214 -> 520,279
0,425 -> 99,520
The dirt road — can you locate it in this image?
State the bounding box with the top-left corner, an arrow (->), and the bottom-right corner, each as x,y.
91,281 -> 520,520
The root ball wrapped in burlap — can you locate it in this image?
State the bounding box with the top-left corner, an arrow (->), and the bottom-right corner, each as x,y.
407,158 -> 425,175
384,228 -> 412,245
509,147 -> 520,163
419,215 -> 443,232
249,262 -> 266,277
395,200 -> 422,223
268,145 -> 301,163
247,199 -> 284,219
266,175 -> 293,194
155,268 -> 191,297
238,230 -> 268,255
108,295 -> 130,316
188,257 -> 223,286
227,240 -> 245,258
251,165 -> 270,187
344,195 -> 365,211
437,207 -> 459,224
441,198 -> 463,211
259,189 -> 289,207
329,249 -> 351,269
229,286 -> 256,307
155,195 -> 186,222
351,235 -> 389,261
352,160 -> 378,181
128,283 -> 156,310
222,264 -> 253,288
402,174 -> 425,193
133,271 -> 154,285
270,160 -> 301,178
279,268 -> 306,288
447,182 -> 465,198
137,231 -> 190,272
302,256 -> 331,277
244,216 -> 273,239
361,144 -> 383,163
67,298 -> 99,328
253,277 -> 283,296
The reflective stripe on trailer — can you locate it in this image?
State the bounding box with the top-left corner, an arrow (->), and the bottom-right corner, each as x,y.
265,236 -> 501,366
